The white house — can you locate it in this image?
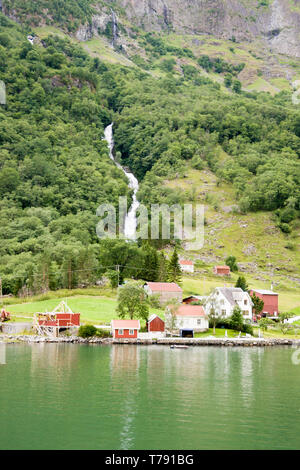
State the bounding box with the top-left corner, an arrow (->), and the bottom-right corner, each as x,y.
165,304 -> 209,332
179,260 -> 194,273
205,287 -> 253,321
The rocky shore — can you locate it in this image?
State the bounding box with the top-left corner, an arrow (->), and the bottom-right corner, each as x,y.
1,334 -> 299,347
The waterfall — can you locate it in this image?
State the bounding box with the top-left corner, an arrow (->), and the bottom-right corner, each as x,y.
104,123 -> 140,240
111,9 -> 118,46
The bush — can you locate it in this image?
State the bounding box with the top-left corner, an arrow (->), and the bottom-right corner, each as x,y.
225,255 -> 238,272
78,324 -> 97,338
278,222 -> 291,234
208,318 -> 253,335
96,328 -> 111,338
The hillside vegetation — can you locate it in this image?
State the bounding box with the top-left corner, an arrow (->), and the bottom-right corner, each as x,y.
0,9 -> 299,296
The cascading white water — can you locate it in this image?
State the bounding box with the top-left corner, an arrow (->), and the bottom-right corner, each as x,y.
104,123 -> 139,239
111,9 -> 118,46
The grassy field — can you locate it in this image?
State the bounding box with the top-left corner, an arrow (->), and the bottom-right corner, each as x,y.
194,328 -> 240,338
6,292 -> 164,325
4,271 -> 300,328
165,164 -> 300,303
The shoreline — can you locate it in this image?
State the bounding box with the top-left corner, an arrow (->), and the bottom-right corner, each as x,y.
1,334 -> 299,347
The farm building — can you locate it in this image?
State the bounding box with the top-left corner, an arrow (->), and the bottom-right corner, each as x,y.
111,319 -> 140,339
179,260 -> 194,273
250,289 -> 279,317
144,282 -> 182,304
205,287 -> 253,321
213,265 -> 231,276
183,295 -> 203,304
147,314 -> 165,332
34,301 -> 80,337
165,304 -> 209,334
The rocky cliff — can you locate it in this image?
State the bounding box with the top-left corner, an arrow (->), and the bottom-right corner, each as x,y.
111,0 -> 300,57
2,0 -> 300,58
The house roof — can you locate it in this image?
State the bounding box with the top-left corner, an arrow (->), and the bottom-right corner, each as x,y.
252,289 -> 278,296
111,319 -> 140,329
148,314 -> 164,323
183,295 -> 202,301
215,265 -> 230,270
216,287 -> 250,306
171,305 -> 206,317
179,260 -> 194,265
146,282 -> 182,293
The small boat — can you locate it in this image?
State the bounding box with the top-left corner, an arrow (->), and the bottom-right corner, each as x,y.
170,345 -> 189,349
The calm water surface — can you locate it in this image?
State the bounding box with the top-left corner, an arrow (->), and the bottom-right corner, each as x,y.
0,344 -> 300,450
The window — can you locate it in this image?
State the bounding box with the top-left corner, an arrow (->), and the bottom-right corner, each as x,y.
222,310 -> 226,316
118,329 -> 123,335
221,299 -> 224,305
129,329 -> 134,335
242,311 -> 248,316
244,299 -> 247,305
197,319 -> 202,325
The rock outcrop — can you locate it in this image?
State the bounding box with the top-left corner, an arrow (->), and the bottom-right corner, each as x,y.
112,0 -> 300,57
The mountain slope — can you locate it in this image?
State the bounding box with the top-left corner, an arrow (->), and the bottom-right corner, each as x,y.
0,6 -> 299,296
3,0 -> 300,95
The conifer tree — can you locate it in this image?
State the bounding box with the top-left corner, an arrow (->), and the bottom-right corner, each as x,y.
142,244 -> 159,281
235,275 -> 249,292
168,247 -> 182,284
157,252 -> 168,282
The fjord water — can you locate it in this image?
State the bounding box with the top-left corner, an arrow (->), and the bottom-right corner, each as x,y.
1,344 -> 300,450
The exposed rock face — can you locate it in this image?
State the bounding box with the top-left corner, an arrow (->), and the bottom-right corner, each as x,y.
75,13 -> 110,41
2,0 -> 300,57
110,0 -> 300,57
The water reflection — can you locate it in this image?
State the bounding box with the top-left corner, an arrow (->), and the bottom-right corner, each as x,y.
1,344 -> 299,449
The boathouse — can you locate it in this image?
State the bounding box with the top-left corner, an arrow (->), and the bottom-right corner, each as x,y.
111,319 -> 140,339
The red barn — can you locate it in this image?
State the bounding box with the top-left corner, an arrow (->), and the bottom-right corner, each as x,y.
111,319 -> 140,339
250,289 -> 279,317
213,265 -> 231,276
147,314 -> 165,332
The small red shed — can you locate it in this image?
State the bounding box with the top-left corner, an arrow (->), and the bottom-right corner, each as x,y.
111,319 -> 140,339
213,265 -> 231,276
147,314 -> 165,332
250,289 -> 279,317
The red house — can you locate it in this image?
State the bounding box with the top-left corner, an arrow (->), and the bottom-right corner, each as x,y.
111,319 -> 140,339
147,314 -> 165,332
213,265 -> 231,276
250,289 -> 279,317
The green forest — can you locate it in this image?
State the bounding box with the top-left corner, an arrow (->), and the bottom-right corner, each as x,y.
2,0 -> 95,30
0,11 -> 299,295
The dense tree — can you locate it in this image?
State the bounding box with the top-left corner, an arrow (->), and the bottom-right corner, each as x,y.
168,247 -> 182,284
225,256 -> 238,272
116,282 -> 149,320
230,306 -> 244,331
